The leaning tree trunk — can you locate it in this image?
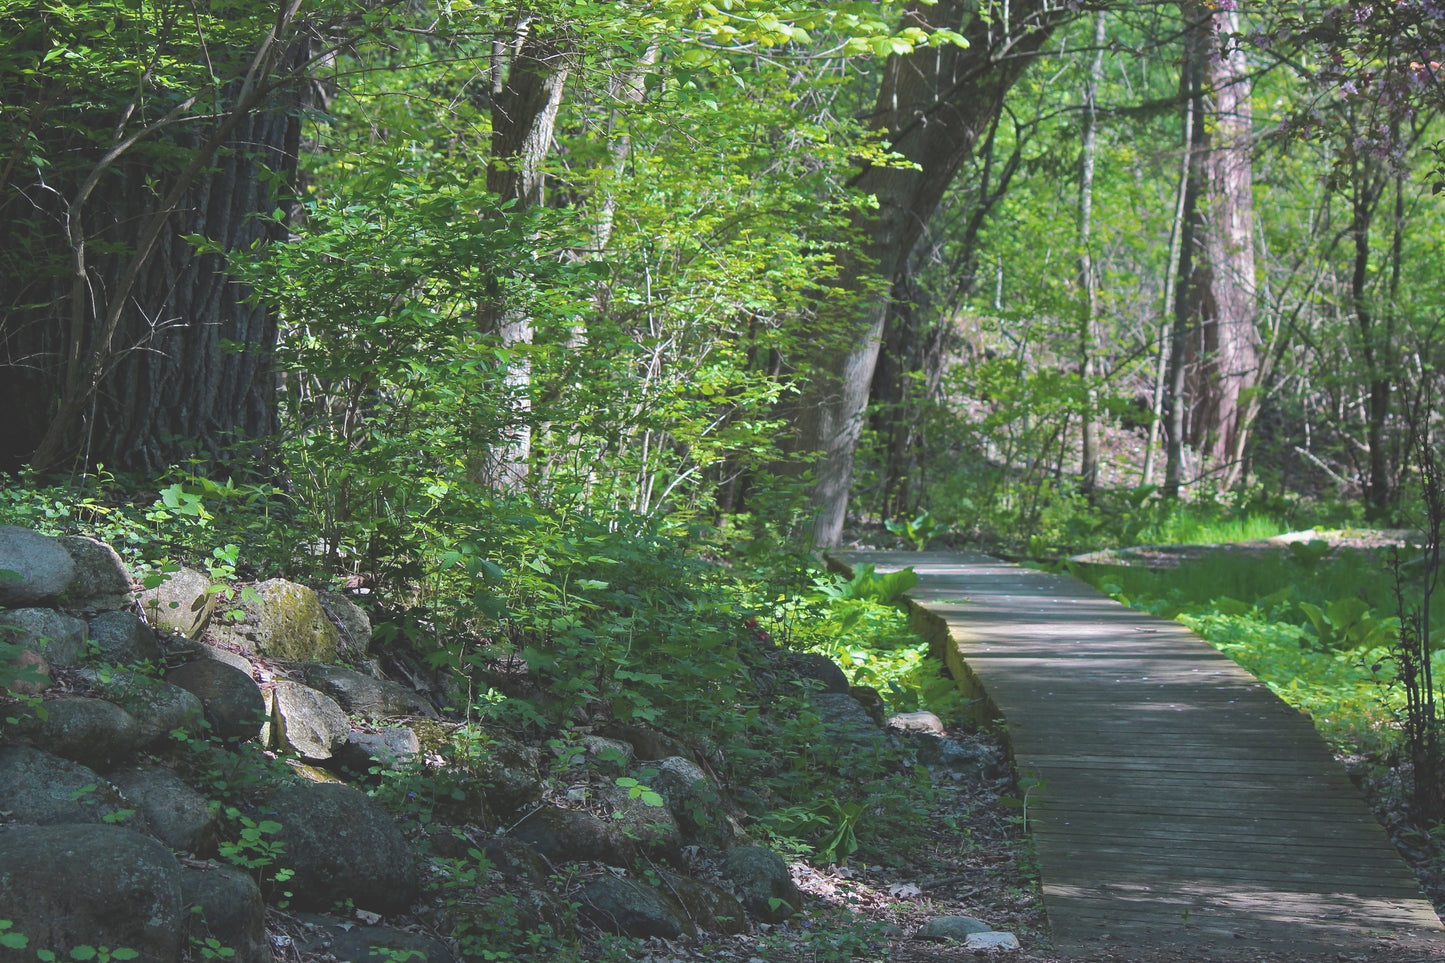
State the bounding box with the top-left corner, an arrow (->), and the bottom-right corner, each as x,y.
791,0 -> 1069,547
0,62 -> 306,476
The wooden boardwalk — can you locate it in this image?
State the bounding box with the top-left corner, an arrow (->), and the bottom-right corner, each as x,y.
834,550 -> 1445,959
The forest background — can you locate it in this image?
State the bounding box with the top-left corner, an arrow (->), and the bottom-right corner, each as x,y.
4,0 -> 1445,551
5,0 -> 1445,953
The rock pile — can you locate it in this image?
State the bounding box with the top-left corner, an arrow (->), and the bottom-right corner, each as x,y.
0,524 -> 1008,961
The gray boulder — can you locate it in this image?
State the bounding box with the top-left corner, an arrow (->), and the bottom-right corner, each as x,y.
601,784 -> 682,862
300,662 -> 436,718
0,525 -> 75,607
339,727 -> 421,773
87,610 -> 162,665
659,871 -> 748,935
508,805 -> 634,867
79,667 -> 205,744
180,861 -> 269,963
27,696 -> 146,769
719,845 -> 801,922
265,680 -> 350,759
470,837 -> 572,931
436,727 -> 543,816
0,607 -> 87,665
109,765 -> 219,855
646,755 -> 734,844
265,781 -> 418,914
808,692 -> 882,745
580,875 -> 695,939
577,735 -> 634,775
785,651 -> 851,693
602,722 -> 691,762
56,535 -> 131,611
318,589 -> 373,660
166,659 -> 265,743
0,824 -> 185,962
137,565 -> 215,638
0,746 -> 141,828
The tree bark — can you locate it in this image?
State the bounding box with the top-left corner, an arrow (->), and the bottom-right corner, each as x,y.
793,0 -> 1070,547
0,6 -> 311,476
1183,2 -> 1261,487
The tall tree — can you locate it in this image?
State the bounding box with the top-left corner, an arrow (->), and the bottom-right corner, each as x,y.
792,0 -> 1073,547
1185,0 -> 1261,487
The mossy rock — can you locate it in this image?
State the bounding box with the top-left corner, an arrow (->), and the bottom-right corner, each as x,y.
217,579 -> 339,662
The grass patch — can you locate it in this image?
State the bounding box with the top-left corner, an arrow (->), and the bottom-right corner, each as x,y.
1071,547 -> 1444,758
1137,508 -> 1290,545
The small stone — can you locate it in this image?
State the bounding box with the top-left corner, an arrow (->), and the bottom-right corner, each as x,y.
581,875 -> 694,939
916,915 -> 994,941
265,680 -> 350,760
136,566 -> 215,639
719,845 -> 801,922
888,710 -> 946,734
87,611 -> 162,665
57,535 -> 132,610
3,647 -> 52,695
965,931 -> 1021,951
0,525 -> 76,607
31,696 -> 146,769
109,765 -> 219,855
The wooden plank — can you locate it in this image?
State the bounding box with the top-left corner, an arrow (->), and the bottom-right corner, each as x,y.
833,550 -> 1445,959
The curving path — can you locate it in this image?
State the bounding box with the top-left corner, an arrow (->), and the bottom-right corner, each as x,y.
834,550 -> 1445,959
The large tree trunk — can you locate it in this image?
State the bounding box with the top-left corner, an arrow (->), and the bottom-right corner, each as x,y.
0,23 -> 309,476
1183,2 -> 1262,486
793,0 -> 1069,547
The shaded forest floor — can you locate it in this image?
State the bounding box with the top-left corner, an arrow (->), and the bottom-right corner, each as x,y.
553,717 -> 1445,963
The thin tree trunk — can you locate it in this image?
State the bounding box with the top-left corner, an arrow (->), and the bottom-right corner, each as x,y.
1164,6 -> 1208,499
477,24 -> 571,488
1077,12 -> 1107,496
1142,68 -> 1195,489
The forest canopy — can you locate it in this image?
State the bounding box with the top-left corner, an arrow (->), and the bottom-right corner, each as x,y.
1,0 -> 1444,547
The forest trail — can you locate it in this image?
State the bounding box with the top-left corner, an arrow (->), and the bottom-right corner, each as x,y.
832,550 -> 1445,960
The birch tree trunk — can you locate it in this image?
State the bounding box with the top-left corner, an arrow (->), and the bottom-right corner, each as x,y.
477,23 -> 571,488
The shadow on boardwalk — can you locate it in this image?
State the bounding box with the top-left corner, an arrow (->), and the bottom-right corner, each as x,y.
834,550 -> 1445,962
